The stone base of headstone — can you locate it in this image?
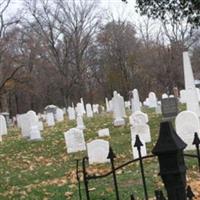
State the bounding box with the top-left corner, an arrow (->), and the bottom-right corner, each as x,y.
98,128 -> 110,137
113,118 -> 125,126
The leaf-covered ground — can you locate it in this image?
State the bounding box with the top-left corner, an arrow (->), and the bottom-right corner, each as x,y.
0,108 -> 199,199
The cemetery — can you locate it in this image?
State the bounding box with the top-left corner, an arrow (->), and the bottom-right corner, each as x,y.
0,0 -> 200,200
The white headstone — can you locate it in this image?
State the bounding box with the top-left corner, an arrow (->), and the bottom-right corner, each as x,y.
112,91 -> 125,126
87,139 -> 110,164
86,104 -> 93,118
175,111 -> 200,150
105,98 -> 111,112
148,92 -> 157,108
38,121 -> 44,131
131,89 -> 141,113
162,93 -> 168,99
98,128 -> 110,137
180,89 -> 187,103
0,115 -> 7,136
67,107 -> 76,120
27,111 -> 42,140
64,128 -> 86,153
129,111 -> 148,126
183,52 -> 200,116
55,108 -> 64,122
76,115 -> 85,130
131,124 -> 151,143
131,137 -> 147,159
93,104 -> 99,114
46,112 -> 55,127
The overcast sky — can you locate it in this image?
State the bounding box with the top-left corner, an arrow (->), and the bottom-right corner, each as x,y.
8,0 -> 140,22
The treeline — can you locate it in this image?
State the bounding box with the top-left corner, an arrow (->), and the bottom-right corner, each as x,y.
0,0 -> 200,116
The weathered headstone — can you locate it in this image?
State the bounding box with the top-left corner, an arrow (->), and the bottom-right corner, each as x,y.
86,104 -> 93,118
161,97 -> 178,118
129,111 -> 148,126
148,92 -> 157,108
76,115 -> 85,130
131,124 -> 151,143
67,107 -> 76,120
64,128 -> 86,153
175,111 -> 200,150
55,108 -> 64,122
131,89 -> 141,113
112,91 -> 125,126
46,112 -> 55,127
0,115 -> 7,136
87,139 -> 110,164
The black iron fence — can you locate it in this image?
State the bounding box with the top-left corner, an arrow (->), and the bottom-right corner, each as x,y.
75,121 -> 200,200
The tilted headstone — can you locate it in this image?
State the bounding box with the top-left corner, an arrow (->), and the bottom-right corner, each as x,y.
87,139 -> 110,164
64,128 -> 86,153
98,128 -> 110,137
46,112 -> 55,127
161,97 -> 178,118
105,98 -> 111,112
175,111 -> 200,150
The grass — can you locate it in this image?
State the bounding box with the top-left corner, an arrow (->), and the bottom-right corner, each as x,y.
0,107 -> 199,200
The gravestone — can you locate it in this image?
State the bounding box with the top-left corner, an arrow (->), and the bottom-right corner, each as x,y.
67,107 -> 76,120
131,89 -> 141,113
27,110 -> 42,140
183,52 -> 200,116
105,98 -> 111,112
87,139 -> 110,164
161,97 -> 178,118
175,111 -> 200,150
129,111 -> 148,126
46,112 -> 55,127
148,92 -> 157,108
76,103 -> 84,116
112,91 -> 125,126
20,114 -> 30,138
76,115 -> 85,130
0,115 -> 7,136
38,121 -> 44,131
93,104 -> 99,114
64,128 -> 86,153
86,104 -> 93,118
98,128 -> 110,137
55,108 -> 64,122
162,93 -> 168,99
131,124 -> 151,143
180,89 -> 187,104
131,138 -> 147,159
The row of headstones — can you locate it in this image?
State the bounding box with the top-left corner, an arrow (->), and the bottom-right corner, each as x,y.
64,109 -> 152,164
15,107 -> 65,141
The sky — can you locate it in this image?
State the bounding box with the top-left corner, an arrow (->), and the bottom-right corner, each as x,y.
7,0 -> 140,22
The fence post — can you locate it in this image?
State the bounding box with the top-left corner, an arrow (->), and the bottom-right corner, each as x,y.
76,159 -> 82,200
134,135 -> 148,200
192,132 -> 200,172
107,147 -> 120,200
130,194 -> 135,200
82,157 -> 90,200
152,121 -> 187,200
